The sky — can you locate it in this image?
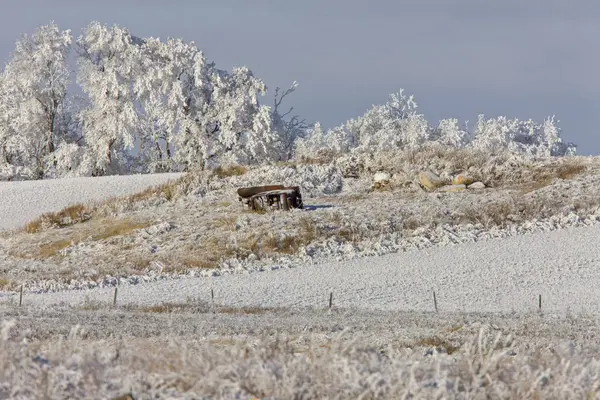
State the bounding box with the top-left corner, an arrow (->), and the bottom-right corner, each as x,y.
1,0 -> 599,154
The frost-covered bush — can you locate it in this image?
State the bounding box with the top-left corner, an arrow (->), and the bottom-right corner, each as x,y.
295,89 -> 430,158
210,164 -> 344,197
0,22 -> 579,182
295,89 -> 577,162
471,114 -> 576,157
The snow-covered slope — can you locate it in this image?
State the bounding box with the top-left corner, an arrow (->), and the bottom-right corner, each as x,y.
0,173 -> 182,231
11,222 -> 600,314
2,163 -> 600,316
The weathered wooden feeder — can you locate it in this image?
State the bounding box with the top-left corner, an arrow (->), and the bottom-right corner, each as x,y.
237,185 -> 303,211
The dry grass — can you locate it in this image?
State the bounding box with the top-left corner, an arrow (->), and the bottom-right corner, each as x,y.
218,306 -> 276,315
90,219 -> 151,242
0,278 -> 9,290
124,180 -> 181,204
94,301 -> 278,316
413,335 -> 460,355
37,239 -> 73,259
15,218 -> 153,260
211,215 -> 237,230
556,161 -> 587,180
25,203 -> 92,233
456,198 -> 557,229
519,159 -> 587,194
0,319 -> 599,399
212,165 -> 248,179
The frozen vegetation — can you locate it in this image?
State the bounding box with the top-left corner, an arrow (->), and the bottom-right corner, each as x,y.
0,21 -> 597,400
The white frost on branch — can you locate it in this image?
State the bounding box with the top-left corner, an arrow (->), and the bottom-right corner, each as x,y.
0,22 -> 579,181
294,89 -> 576,160
0,22 -> 72,179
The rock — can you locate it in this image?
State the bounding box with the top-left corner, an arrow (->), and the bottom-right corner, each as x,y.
452,174 -> 474,186
467,181 -> 486,189
439,184 -> 467,192
419,172 -> 446,190
372,172 -> 391,190
373,171 -> 391,183
111,394 -> 135,400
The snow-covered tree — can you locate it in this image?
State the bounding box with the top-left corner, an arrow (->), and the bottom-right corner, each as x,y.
294,122 -> 329,161
294,89 -> 577,162
294,89 -> 430,158
132,37 -> 209,172
76,22 -> 140,176
432,118 -> 470,148
269,81 -> 309,161
0,22 -> 72,178
470,115 -> 576,157
174,65 -> 283,170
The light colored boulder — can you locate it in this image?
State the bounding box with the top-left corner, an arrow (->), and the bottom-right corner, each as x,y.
373,172 -> 391,183
439,184 -> 467,192
419,172 -> 446,190
468,181 -> 486,189
452,174 -> 474,186
372,171 -> 391,190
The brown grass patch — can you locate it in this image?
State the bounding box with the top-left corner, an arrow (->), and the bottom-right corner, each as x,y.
127,181 -> 177,203
119,301 -> 275,316
413,336 -> 460,354
519,177 -> 554,194
37,239 -> 73,259
18,218 -> 153,260
519,159 -> 587,194
0,278 -> 10,290
132,303 -> 194,314
556,161 -> 586,180
25,203 -> 92,233
89,219 -> 151,242
218,306 -> 275,315
211,215 -> 237,230
213,165 -> 248,179
179,257 -> 217,269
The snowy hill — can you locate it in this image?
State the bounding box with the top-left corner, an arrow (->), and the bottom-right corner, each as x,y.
0,173 -> 182,232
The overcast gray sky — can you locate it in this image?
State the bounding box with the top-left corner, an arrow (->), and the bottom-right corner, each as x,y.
1,0 -> 599,154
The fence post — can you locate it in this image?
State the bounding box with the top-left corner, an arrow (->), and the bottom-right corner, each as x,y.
433,290 -> 438,313
211,288 -> 215,313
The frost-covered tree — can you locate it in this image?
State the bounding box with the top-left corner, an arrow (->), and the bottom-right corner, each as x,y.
174,65 -> 283,170
270,81 -> 308,161
132,37 -> 210,172
470,115 -> 576,157
432,118 -> 470,148
295,89 -> 430,158
76,22 -> 140,176
131,35 -> 299,172
0,22 -> 72,178
294,89 -> 576,162
294,122 -> 328,160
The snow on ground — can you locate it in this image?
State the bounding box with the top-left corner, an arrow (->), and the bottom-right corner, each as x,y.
10,222 -> 600,315
0,173 -> 183,231
2,160 -> 600,316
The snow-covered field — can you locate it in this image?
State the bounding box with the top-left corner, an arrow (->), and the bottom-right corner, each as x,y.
5,221 -> 599,315
0,173 -> 183,232
2,161 -> 600,398
1,161 -> 600,315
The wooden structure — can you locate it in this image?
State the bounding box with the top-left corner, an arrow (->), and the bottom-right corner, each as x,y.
237,185 -> 303,211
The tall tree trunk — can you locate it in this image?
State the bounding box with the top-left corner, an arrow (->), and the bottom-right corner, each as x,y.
46,112 -> 55,156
